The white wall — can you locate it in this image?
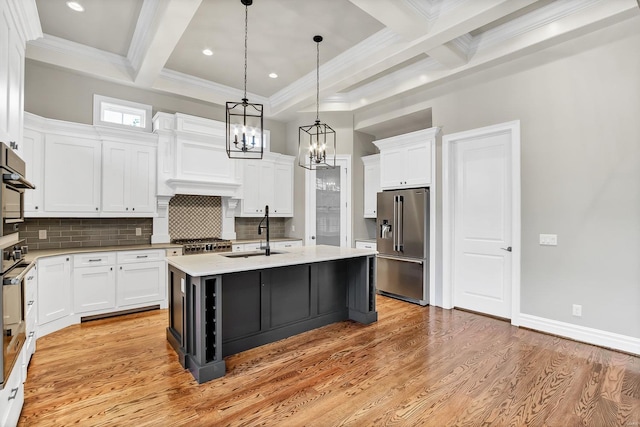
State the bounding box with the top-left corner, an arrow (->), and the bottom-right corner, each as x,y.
357,16 -> 640,339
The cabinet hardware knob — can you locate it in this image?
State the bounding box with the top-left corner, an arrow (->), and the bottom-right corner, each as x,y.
29,331 -> 35,338
132,208 -> 135,211
110,267 -> 113,271
66,258 -> 69,261
501,247 -> 512,252
120,266 -> 123,270
35,206 -> 39,210
96,207 -> 99,211
126,207 -> 129,211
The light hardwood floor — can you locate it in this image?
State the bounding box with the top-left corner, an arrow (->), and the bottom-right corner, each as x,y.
20,296 -> 640,426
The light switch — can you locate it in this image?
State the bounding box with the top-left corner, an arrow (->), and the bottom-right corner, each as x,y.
136,227 -> 142,236
39,229 -> 47,239
539,234 -> 558,246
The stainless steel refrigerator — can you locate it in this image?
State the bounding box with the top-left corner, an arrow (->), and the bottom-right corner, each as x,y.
376,188 -> 429,305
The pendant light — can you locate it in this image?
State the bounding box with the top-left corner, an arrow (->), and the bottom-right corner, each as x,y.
298,35 -> 336,170
226,0 -> 263,159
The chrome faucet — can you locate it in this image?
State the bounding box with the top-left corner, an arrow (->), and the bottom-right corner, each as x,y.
257,205 -> 271,256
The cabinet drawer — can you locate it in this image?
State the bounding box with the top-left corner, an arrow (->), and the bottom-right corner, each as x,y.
166,248 -> 182,257
273,240 -> 302,249
244,242 -> 262,251
73,252 -> 116,267
0,359 -> 24,427
355,241 -> 377,250
117,249 -> 164,264
23,331 -> 37,379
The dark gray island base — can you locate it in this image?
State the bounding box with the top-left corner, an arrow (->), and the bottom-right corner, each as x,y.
166,253 -> 377,383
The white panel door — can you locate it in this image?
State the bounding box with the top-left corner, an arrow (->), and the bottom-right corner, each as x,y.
129,145 -> 156,213
453,132 -> 512,318
73,266 -> 116,313
273,162 -> 293,216
102,141 -> 128,212
117,261 -> 165,307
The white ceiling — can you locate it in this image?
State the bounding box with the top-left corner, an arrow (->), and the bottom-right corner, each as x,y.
29,0 -> 639,136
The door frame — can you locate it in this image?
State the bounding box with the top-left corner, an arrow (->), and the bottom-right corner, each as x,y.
304,154 -> 352,247
442,121 -> 521,325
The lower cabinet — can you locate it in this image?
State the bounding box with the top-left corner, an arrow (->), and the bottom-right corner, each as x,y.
37,249 -> 168,335
0,355 -> 24,427
73,252 -> 116,313
117,260 -> 166,307
38,255 -> 72,325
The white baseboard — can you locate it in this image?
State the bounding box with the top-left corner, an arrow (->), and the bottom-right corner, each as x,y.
519,313 -> 640,355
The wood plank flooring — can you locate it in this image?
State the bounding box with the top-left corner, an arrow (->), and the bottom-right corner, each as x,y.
19,296 -> 640,426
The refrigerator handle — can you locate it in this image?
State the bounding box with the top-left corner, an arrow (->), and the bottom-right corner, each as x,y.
393,195 -> 398,251
398,195 -> 404,251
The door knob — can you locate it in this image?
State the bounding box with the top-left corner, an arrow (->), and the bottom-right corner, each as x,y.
501,246 -> 512,252
311,236 -> 316,240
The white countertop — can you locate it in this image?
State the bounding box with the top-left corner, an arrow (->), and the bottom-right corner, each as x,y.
166,244 -> 377,277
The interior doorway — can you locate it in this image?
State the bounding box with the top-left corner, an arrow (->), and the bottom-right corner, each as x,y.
442,121 -> 521,324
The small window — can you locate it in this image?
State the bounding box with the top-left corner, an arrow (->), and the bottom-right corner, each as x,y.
93,95 -> 152,132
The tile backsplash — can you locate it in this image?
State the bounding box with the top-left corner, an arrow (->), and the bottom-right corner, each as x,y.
20,218 -> 153,250
169,195 -> 222,239
235,217 -> 285,240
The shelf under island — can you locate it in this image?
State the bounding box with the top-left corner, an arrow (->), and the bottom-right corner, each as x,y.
166,245 -> 378,383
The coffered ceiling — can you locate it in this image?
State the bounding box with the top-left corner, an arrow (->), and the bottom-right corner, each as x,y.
29,0 -> 639,127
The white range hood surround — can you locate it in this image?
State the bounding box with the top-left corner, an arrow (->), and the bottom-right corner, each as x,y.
151,112 -> 271,243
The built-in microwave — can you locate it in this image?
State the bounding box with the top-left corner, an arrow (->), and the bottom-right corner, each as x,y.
0,143 -> 35,236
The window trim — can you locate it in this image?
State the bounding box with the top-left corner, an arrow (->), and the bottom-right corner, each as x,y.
93,94 -> 152,132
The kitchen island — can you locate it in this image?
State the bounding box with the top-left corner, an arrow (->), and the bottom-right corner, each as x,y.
166,245 -> 378,383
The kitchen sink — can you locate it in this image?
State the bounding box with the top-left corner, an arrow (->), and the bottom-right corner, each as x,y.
221,251 -> 284,258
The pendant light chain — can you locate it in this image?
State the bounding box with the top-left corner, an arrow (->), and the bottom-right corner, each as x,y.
316,40 -> 320,122
243,3 -> 248,101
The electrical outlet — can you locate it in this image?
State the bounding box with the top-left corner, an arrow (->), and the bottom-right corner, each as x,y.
539,234 -> 558,246
291,225 -> 295,232
39,229 -> 47,240
572,304 -> 582,317
135,228 -> 142,236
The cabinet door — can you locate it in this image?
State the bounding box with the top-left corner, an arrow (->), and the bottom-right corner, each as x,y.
0,2 -> 10,142
380,148 -> 405,189
38,256 -> 72,325
272,162 -> 293,216
117,260 -> 166,307
102,141 -> 128,212
404,142 -> 431,186
259,161 -> 275,212
129,145 -> 156,213
6,31 -> 24,149
44,135 -> 101,212
22,129 -> 44,214
242,160 -> 262,215
363,162 -> 380,217
73,265 -> 116,313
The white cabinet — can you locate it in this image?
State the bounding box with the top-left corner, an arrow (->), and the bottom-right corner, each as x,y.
0,352 -> 24,427
38,255 -> 72,325
374,128 -> 439,190
355,240 -> 377,250
239,154 -> 294,217
116,249 -> 166,307
72,252 -> 116,314
102,141 -> 156,214
273,161 -> 293,216
23,264 -> 38,378
24,113 -> 159,217
22,128 -> 44,213
0,1 -> 25,151
362,154 -> 380,218
44,134 -> 102,213
272,240 -> 302,250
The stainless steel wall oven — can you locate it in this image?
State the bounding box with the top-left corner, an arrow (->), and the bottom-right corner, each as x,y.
0,142 -> 34,389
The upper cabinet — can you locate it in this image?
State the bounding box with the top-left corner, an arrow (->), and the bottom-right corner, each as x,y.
362,154 -> 380,218
238,153 -> 294,217
24,113 -> 158,217
0,0 -> 41,154
374,128 -> 440,190
102,138 -> 156,214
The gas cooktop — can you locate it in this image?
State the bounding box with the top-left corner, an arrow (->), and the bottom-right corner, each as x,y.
171,238 -> 232,254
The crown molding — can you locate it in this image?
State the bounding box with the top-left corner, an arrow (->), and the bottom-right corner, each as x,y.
27,34 -> 133,82
127,0 -> 159,73
7,0 -> 42,44
470,0 -> 602,52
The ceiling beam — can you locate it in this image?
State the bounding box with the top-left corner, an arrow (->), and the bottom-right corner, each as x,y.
347,0 -> 430,39
128,0 -> 202,87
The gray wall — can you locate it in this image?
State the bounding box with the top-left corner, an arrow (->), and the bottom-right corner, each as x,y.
24,60 -> 288,153
358,17 -> 638,338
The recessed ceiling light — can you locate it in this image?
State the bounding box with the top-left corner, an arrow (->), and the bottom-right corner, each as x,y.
268,73 -> 278,79
66,1 -> 84,12
202,48 -> 213,56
